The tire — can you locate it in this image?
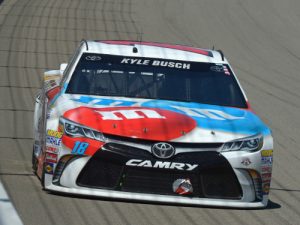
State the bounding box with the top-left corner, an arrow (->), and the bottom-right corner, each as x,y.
32,147 -> 38,174
32,145 -> 45,189
41,163 -> 46,189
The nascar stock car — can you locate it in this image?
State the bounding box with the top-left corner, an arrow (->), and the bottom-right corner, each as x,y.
32,40 -> 273,208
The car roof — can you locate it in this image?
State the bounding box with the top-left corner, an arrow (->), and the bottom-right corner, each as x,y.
82,40 -> 228,64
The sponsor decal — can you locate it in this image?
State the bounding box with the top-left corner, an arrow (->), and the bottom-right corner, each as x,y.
261,151 -> 273,195
223,65 -> 231,75
45,152 -> 58,163
73,98 -> 244,121
262,166 -> 272,173
241,158 -> 251,166
120,58 -> 191,70
262,173 -> 272,179
47,129 -> 63,138
46,146 -> 59,154
126,159 -> 198,171
262,178 -> 271,183
44,75 -> 61,81
173,179 -> 193,195
96,108 -> 166,120
70,96 -> 271,136
63,106 -> 196,141
46,136 -> 62,146
262,156 -> 273,165
170,105 -> 244,121
71,141 -> 89,155
262,183 -> 270,195
45,162 -> 54,174
151,142 -> 175,159
261,150 -> 273,157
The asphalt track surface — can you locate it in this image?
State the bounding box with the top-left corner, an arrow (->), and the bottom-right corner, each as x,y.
0,0 -> 300,224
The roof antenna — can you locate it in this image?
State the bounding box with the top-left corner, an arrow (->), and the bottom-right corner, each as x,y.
81,39 -> 89,51
132,46 -> 138,53
132,29 -> 143,53
217,50 -> 224,61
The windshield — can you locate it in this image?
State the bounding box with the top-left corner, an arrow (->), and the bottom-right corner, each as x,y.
66,53 -> 247,108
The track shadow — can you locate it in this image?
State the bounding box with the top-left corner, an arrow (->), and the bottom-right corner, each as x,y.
266,199 -> 281,209
0,172 -> 34,176
270,187 -> 300,193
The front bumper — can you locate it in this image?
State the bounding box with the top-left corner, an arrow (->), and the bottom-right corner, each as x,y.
45,182 -> 268,208
43,140 -> 272,208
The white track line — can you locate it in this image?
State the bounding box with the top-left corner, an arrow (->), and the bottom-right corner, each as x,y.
0,180 -> 23,225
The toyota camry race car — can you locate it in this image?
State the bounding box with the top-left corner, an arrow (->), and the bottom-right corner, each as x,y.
33,40 -> 273,208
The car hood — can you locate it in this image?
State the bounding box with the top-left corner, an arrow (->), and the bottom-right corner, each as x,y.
54,95 -> 271,143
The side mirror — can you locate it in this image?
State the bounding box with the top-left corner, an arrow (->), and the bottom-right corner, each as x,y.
60,63 -> 68,75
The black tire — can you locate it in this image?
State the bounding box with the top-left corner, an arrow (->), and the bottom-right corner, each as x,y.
32,147 -> 38,174
41,162 -> 46,189
32,145 -> 45,189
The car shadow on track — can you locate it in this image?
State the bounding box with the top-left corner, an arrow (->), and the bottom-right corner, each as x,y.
46,190 -> 281,210
266,200 -> 281,210
270,187 -> 300,193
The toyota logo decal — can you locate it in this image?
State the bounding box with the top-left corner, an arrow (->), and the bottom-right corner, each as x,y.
85,55 -> 102,61
152,142 -> 175,159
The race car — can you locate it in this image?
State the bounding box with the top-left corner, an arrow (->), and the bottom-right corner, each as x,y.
32,40 -> 273,208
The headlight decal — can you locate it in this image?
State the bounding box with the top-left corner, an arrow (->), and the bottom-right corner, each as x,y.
59,117 -> 105,142
65,122 -> 85,137
221,134 -> 263,152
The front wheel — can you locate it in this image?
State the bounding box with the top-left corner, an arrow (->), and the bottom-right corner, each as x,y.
32,147 -> 38,174
41,163 -> 46,189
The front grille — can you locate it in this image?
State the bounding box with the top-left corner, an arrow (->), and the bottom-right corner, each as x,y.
201,168 -> 242,199
77,157 -> 123,189
76,143 -> 242,199
122,168 -> 201,196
